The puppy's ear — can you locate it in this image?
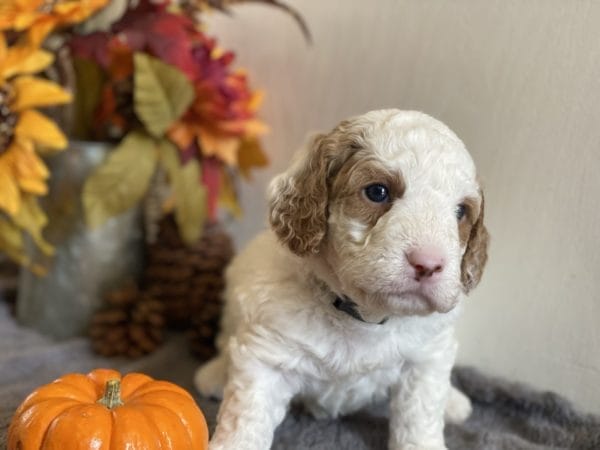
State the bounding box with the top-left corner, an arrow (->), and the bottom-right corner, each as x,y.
461,193 -> 490,292
268,134 -> 330,256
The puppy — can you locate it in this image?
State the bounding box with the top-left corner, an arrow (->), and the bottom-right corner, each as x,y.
195,110 -> 489,450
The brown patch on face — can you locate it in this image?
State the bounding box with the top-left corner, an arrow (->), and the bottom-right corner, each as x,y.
458,197 -> 480,247
330,152 -> 405,228
269,121 -> 367,255
460,193 -> 490,293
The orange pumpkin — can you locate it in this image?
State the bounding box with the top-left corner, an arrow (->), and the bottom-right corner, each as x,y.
8,368 -> 209,450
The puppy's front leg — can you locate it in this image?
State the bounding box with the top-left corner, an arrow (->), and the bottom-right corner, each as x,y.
388,349 -> 455,450
210,348 -> 295,450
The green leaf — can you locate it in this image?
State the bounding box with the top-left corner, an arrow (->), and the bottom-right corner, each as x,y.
174,161 -> 207,245
157,140 -> 207,245
83,131 -> 158,228
134,53 -> 195,138
157,138 -> 182,182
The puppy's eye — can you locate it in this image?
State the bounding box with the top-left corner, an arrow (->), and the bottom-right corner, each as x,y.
455,203 -> 467,221
364,184 -> 389,203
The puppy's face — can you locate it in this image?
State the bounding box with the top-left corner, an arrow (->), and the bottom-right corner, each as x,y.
269,110 -> 489,319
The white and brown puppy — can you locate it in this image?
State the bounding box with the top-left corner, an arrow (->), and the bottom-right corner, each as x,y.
195,110 -> 489,450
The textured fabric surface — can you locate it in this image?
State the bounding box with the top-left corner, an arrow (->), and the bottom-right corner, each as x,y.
1,301 -> 599,449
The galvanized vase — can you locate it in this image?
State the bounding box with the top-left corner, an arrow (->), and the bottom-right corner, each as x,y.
16,141 -> 144,339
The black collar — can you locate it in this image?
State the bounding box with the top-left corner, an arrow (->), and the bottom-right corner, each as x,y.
333,296 -> 388,325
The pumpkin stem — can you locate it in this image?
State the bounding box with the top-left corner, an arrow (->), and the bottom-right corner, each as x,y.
98,379 -> 124,409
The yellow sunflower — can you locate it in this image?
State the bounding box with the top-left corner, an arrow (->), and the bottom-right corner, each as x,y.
0,33 -> 71,267
0,0 -> 109,46
0,35 -> 71,215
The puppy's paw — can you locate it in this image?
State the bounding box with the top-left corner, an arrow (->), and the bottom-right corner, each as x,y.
393,444 -> 447,450
208,442 -> 225,450
444,385 -> 472,424
194,356 -> 227,399
301,399 -> 334,420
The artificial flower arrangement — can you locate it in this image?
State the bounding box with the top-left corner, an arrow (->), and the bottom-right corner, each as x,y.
70,0 -> 270,245
0,0 -> 306,273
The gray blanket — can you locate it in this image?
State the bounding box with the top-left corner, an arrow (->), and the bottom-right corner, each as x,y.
1,301 -> 598,449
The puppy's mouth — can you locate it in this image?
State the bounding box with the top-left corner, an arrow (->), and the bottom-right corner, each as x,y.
329,283 -> 459,323
378,287 -> 459,315
327,262 -> 460,318
397,291 -> 455,313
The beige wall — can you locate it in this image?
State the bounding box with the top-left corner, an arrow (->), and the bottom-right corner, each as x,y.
208,0 -> 600,413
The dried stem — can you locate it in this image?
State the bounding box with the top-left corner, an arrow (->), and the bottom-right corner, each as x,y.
189,0 -> 312,44
97,379 -> 125,409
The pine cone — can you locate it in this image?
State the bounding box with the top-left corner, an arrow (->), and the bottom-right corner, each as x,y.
188,293 -> 224,360
89,215 -> 234,360
90,283 -> 166,357
144,216 -> 233,329
104,280 -> 139,307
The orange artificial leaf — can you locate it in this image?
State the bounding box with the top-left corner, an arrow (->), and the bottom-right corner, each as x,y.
167,121 -> 196,151
215,118 -> 269,137
198,129 -> 240,166
243,119 -> 269,136
237,138 -> 268,179
107,40 -> 134,81
248,89 -> 265,111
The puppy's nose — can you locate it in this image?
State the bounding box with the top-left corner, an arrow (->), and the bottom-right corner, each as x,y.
407,247 -> 445,280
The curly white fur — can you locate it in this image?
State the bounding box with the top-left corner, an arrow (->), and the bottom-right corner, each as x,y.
195,110 -> 486,450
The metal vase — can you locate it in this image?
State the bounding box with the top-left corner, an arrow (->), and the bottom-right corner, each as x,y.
16,141 -> 144,339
